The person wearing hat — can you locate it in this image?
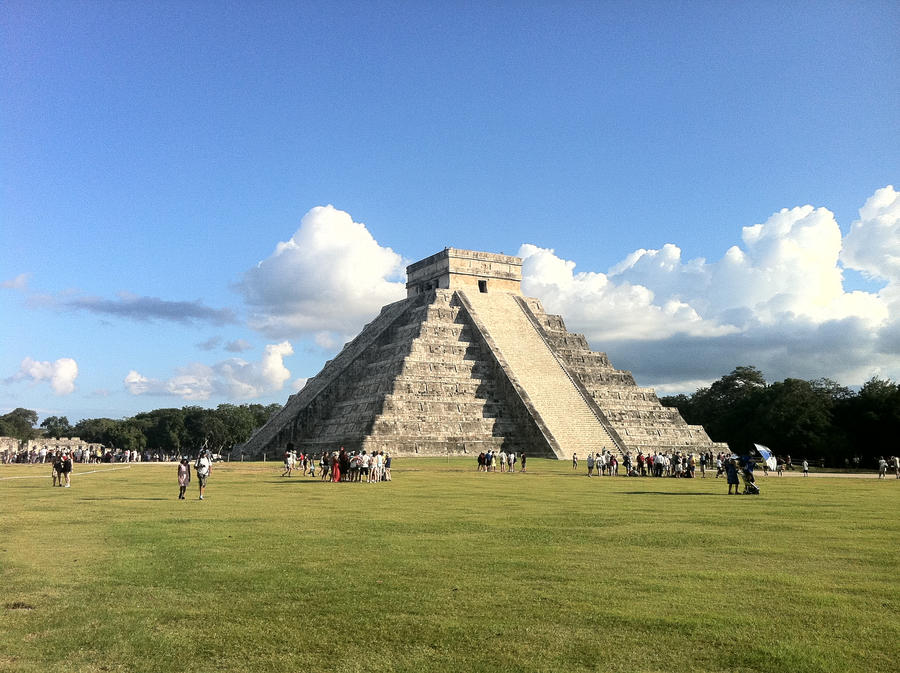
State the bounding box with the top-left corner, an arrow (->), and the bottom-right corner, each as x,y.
195,450 -> 212,500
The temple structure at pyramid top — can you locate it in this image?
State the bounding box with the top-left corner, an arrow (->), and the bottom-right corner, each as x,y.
235,248 -> 725,460
406,248 -> 523,297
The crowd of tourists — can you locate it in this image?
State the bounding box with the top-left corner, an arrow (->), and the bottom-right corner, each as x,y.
570,449 -> 720,478
476,449 -> 527,472
280,444 -> 392,483
1,446 -> 179,464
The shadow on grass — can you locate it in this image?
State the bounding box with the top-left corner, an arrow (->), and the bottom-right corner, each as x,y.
267,479 -> 335,486
622,491 -> 726,496
79,496 -> 171,501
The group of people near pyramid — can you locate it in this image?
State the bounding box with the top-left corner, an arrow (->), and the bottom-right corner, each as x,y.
574,449 -> 723,478
477,449 -> 527,472
280,443 -> 392,483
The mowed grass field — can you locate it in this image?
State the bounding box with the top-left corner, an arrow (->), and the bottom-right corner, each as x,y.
2,459 -> 898,673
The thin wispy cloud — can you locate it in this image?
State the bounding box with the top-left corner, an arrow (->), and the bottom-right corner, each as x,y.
196,336 -> 223,351
64,292 -> 237,326
225,339 -> 253,353
1,273 -> 30,290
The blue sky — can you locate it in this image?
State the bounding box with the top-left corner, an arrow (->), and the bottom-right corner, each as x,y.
2,1 -> 898,423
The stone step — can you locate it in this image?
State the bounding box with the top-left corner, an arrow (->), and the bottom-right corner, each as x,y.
462,291 -> 617,457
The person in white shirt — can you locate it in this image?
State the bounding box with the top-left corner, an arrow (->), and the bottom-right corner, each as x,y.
195,450 -> 212,499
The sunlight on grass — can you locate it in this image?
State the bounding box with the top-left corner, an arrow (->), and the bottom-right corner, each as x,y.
2,459 -> 898,672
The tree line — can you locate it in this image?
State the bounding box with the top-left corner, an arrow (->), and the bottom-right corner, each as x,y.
660,366 -> 900,466
0,403 -> 283,455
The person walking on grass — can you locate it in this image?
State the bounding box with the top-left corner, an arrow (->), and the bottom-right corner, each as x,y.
586,452 -> 594,478
802,459 -> 809,476
877,456 -> 887,479
282,443 -> 295,477
572,453 -> 578,470
195,449 -> 212,500
177,457 -> 191,499
520,452 -> 527,472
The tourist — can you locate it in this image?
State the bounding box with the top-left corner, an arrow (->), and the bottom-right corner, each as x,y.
893,455 -> 900,479
332,450 -> 342,483
319,452 -> 330,481
725,458 -> 739,495
572,453 -> 578,470
177,457 -> 191,499
60,451 -> 73,488
777,460 -> 784,476
586,452 -> 594,477
384,453 -> 392,481
374,451 -> 385,482
509,451 -> 516,472
499,450 -> 507,473
195,449 -> 212,499
877,456 -> 887,479
802,459 -> 809,476
282,443 -> 295,477
51,451 -> 62,487
699,452 -> 707,478
520,452 -> 527,472
340,449 -> 351,482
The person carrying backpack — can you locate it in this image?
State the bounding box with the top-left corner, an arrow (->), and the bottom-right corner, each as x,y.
195,450 -> 212,500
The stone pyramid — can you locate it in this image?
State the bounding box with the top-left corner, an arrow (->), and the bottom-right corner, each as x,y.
235,248 -> 725,460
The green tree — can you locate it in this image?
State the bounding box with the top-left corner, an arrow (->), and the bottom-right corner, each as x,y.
689,366 -> 768,447
835,377 -> 900,465
73,417 -> 120,446
40,415 -> 73,439
108,420 -> 147,452
0,408 -> 39,442
134,408 -> 186,454
755,378 -> 834,459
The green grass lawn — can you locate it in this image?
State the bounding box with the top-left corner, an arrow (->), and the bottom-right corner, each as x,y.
2,459 -> 898,673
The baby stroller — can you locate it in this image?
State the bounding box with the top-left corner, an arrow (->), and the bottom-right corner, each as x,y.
739,456 -> 760,495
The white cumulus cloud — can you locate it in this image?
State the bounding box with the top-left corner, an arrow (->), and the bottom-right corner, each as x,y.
8,356 -> 79,395
125,341 -> 294,401
236,205 -> 406,342
520,186 -> 899,390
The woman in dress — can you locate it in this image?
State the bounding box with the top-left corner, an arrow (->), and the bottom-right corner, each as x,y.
177,457 -> 191,499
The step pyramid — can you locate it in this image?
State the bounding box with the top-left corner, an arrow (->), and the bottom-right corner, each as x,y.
235,248 -> 725,460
